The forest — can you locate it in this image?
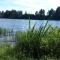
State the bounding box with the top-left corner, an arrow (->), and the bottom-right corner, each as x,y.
0,6 -> 60,20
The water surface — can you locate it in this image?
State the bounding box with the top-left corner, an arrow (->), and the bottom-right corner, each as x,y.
0,19 -> 60,31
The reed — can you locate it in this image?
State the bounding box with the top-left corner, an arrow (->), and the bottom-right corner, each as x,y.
0,21 -> 60,60
15,21 -> 60,60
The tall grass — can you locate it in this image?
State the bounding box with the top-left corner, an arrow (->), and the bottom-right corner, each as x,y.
15,21 -> 60,60
0,21 -> 60,60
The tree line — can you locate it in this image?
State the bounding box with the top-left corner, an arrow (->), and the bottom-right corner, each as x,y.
0,6 -> 60,20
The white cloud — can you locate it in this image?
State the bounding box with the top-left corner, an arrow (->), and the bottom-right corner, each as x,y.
11,0 -> 60,13
0,0 -> 60,13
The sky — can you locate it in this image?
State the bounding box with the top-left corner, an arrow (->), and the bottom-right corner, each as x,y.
0,0 -> 60,14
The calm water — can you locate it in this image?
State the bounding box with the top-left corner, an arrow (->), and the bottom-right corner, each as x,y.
0,19 -> 60,31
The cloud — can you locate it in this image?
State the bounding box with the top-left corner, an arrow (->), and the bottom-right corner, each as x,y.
11,0 -> 60,13
0,0 -> 60,13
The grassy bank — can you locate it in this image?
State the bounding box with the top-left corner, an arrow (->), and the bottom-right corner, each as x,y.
0,21 -> 60,60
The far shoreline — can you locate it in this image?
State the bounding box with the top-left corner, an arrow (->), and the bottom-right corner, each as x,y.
0,18 -> 60,21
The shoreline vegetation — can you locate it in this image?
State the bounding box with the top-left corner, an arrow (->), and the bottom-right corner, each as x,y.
0,6 -> 60,20
0,21 -> 60,60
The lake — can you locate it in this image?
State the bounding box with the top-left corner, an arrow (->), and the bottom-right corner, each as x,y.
0,19 -> 60,31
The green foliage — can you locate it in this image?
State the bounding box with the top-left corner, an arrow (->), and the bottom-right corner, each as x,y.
0,28 -> 3,35
15,21 -> 60,60
0,28 -> 8,36
0,21 -> 60,60
0,42 -> 17,60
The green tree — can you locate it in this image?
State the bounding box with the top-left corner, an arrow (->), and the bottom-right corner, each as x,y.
55,7 -> 60,20
39,9 -> 45,19
39,9 -> 45,16
35,11 -> 39,15
47,9 -> 55,19
9,10 -> 18,18
3,10 -> 10,18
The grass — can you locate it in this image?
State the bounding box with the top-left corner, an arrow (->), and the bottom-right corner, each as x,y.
0,21 -> 60,60
15,21 -> 60,60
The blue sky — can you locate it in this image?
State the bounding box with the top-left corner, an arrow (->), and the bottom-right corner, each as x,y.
0,0 -> 60,14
